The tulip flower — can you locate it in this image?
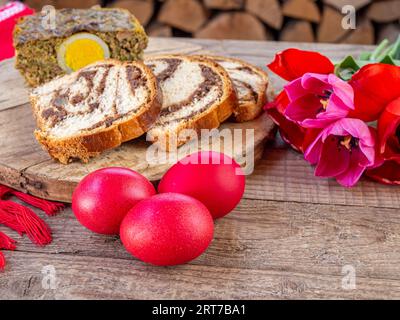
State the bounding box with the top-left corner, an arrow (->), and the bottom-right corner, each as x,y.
284,73 -> 354,128
367,97 -> 400,184
305,118 -> 376,187
268,48 -> 334,81
266,49 -> 335,151
350,64 -> 400,122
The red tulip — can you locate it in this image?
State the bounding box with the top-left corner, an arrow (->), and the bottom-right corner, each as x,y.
367,161 -> 400,185
268,49 -> 334,82
367,97 -> 400,185
378,97 -> 400,162
349,64 -> 400,122
266,49 -> 335,152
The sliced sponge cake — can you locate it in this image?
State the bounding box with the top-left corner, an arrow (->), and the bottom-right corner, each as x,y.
31,59 -> 161,163
209,56 -> 269,122
144,55 -> 238,149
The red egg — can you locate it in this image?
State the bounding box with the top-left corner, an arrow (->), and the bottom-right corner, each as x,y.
120,193 -> 214,266
158,151 -> 245,219
72,167 -> 156,235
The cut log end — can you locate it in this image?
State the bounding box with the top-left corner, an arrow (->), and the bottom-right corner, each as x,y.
204,0 -> 244,10
195,12 -> 273,41
282,0 -> 321,23
245,0 -> 283,30
280,20 -> 315,43
108,0 -> 154,26
158,0 -> 208,33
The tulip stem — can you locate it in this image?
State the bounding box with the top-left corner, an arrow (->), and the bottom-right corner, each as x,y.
389,35 -> 400,60
370,39 -> 390,62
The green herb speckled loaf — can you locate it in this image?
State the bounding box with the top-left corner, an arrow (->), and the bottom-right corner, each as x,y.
13,8 -> 148,87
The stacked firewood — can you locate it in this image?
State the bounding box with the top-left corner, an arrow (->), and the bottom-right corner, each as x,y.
24,0 -> 400,44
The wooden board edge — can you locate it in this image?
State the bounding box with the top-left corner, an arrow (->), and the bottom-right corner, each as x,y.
20,132 -> 272,203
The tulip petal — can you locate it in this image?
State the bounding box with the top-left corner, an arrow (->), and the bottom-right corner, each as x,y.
378,97 -> 400,155
328,74 -> 354,109
301,73 -> 330,96
267,107 -> 306,153
350,63 -> 400,121
304,130 -> 324,164
284,94 -> 321,123
366,160 -> 400,185
314,135 -> 350,177
284,78 -> 305,101
333,118 -> 375,148
268,49 -> 335,81
265,90 -> 307,152
335,149 -> 367,187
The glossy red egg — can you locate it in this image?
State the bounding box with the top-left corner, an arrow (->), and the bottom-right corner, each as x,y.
158,151 -> 245,219
120,193 -> 214,266
72,167 -> 156,235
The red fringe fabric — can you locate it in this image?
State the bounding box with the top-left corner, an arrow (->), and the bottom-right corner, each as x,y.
0,185 -> 65,216
0,201 -> 52,246
0,184 -> 64,271
0,231 -> 16,270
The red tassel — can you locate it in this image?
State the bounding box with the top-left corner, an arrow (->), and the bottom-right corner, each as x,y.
0,231 -> 16,271
0,200 -> 52,246
0,251 -> 5,270
0,231 -> 17,250
0,185 -> 11,198
0,185 -> 64,216
0,184 -> 62,270
11,191 -> 65,216
0,207 -> 25,235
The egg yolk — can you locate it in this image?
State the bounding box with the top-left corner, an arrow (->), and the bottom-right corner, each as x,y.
64,39 -> 106,72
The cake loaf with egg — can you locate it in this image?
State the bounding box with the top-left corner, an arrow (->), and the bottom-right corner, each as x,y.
31,59 -> 161,164
14,8 -> 148,86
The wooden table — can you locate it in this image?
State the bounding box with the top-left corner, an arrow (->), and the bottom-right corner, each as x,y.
1,38 -> 400,299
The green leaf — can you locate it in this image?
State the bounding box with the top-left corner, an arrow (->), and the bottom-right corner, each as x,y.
334,56 -> 361,80
379,55 -> 397,65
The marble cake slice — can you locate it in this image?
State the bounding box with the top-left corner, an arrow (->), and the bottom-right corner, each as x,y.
30,59 -> 161,164
144,55 -> 238,149
208,56 -> 269,122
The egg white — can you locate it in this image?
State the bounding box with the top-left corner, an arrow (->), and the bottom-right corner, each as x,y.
57,33 -> 111,73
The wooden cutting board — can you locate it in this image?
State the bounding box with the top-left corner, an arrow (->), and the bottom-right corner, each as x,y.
0,38 -> 276,203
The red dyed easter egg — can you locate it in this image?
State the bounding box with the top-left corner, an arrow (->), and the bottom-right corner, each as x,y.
120,193 -> 214,266
72,167 -> 156,235
158,151 -> 245,219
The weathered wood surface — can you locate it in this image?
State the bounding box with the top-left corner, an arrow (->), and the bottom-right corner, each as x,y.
1,38 -> 400,300
2,197 -> 400,299
0,38 -> 274,202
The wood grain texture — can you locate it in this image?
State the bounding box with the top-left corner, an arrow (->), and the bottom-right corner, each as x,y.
245,147 -> 400,209
2,198 -> 400,299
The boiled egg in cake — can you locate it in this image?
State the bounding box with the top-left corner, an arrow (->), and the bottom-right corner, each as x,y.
57,33 -> 110,73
